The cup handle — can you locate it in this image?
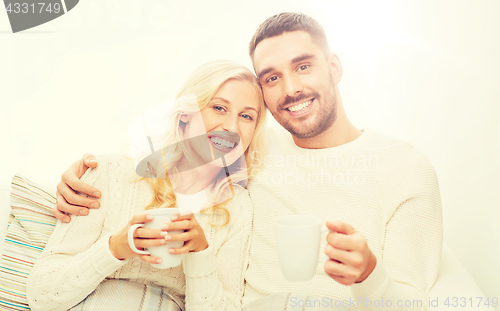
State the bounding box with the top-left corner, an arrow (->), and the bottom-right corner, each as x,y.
320,223 -> 332,264
128,223 -> 150,255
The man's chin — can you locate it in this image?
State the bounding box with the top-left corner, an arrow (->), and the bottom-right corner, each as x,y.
283,118 -> 335,139
280,110 -> 337,139
284,124 -> 321,139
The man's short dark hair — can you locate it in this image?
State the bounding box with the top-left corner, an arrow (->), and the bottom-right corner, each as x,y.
249,12 -> 331,62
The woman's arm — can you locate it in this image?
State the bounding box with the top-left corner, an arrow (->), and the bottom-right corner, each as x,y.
27,156 -> 126,311
182,190 -> 253,311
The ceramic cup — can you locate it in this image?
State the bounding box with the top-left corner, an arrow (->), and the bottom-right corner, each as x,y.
127,208 -> 184,269
274,215 -> 328,281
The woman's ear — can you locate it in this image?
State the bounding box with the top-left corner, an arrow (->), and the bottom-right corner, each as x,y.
180,114 -> 191,123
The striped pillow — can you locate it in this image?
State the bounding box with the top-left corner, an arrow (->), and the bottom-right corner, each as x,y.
0,175 -> 57,311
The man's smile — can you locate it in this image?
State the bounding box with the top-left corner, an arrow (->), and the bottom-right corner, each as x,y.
284,98 -> 314,117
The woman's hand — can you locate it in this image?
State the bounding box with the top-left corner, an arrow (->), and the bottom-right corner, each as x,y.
163,213 -> 208,254
109,213 -> 167,264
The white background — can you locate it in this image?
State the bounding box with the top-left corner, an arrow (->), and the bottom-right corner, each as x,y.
0,0 -> 499,307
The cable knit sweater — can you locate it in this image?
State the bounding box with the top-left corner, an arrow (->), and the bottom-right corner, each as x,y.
26,154 -> 253,311
243,127 -> 443,311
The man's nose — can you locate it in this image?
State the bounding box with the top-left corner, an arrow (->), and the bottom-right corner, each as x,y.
283,73 -> 302,97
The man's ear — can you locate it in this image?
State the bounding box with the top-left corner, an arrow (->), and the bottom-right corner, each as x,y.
328,52 -> 343,85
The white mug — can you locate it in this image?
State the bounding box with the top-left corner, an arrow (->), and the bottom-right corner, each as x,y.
127,208 -> 184,269
274,215 -> 328,281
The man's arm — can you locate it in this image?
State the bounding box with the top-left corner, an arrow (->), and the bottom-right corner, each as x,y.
54,153 -> 101,222
325,156 -> 443,311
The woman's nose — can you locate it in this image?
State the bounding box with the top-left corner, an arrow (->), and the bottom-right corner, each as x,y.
222,115 -> 239,133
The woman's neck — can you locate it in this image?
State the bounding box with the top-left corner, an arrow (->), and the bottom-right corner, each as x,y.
170,158 -> 222,195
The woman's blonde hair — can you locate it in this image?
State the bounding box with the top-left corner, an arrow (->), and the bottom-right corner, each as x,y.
142,60 -> 267,226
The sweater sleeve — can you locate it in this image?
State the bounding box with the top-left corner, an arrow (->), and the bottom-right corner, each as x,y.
182,189 -> 253,310
26,156 -> 127,311
351,156 -> 443,310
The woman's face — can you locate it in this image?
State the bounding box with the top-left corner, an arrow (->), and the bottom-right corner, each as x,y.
182,79 -> 261,168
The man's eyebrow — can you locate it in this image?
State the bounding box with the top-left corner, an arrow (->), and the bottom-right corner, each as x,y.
257,67 -> 274,81
291,53 -> 315,64
257,53 -> 316,81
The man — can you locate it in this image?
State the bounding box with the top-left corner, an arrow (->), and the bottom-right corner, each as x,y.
55,13 -> 442,310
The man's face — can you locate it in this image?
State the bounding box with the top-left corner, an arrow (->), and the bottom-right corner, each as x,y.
253,31 -> 339,139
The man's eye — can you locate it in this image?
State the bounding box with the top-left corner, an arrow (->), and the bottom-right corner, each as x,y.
266,76 -> 279,83
298,65 -> 309,71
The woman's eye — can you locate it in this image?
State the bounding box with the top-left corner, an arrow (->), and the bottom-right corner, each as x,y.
240,114 -> 254,121
213,106 -> 226,112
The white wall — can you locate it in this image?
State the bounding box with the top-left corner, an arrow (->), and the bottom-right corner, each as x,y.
1,0 -> 498,308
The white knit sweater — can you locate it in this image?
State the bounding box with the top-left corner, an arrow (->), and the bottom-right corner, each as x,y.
26,154 -> 253,311
243,126 -> 443,311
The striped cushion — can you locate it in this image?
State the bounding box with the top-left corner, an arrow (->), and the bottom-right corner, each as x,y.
0,175 -> 57,311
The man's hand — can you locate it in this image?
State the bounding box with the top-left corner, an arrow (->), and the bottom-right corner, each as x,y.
324,220 -> 377,286
54,153 -> 101,223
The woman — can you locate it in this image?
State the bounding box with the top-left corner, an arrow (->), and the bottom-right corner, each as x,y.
26,60 -> 267,311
